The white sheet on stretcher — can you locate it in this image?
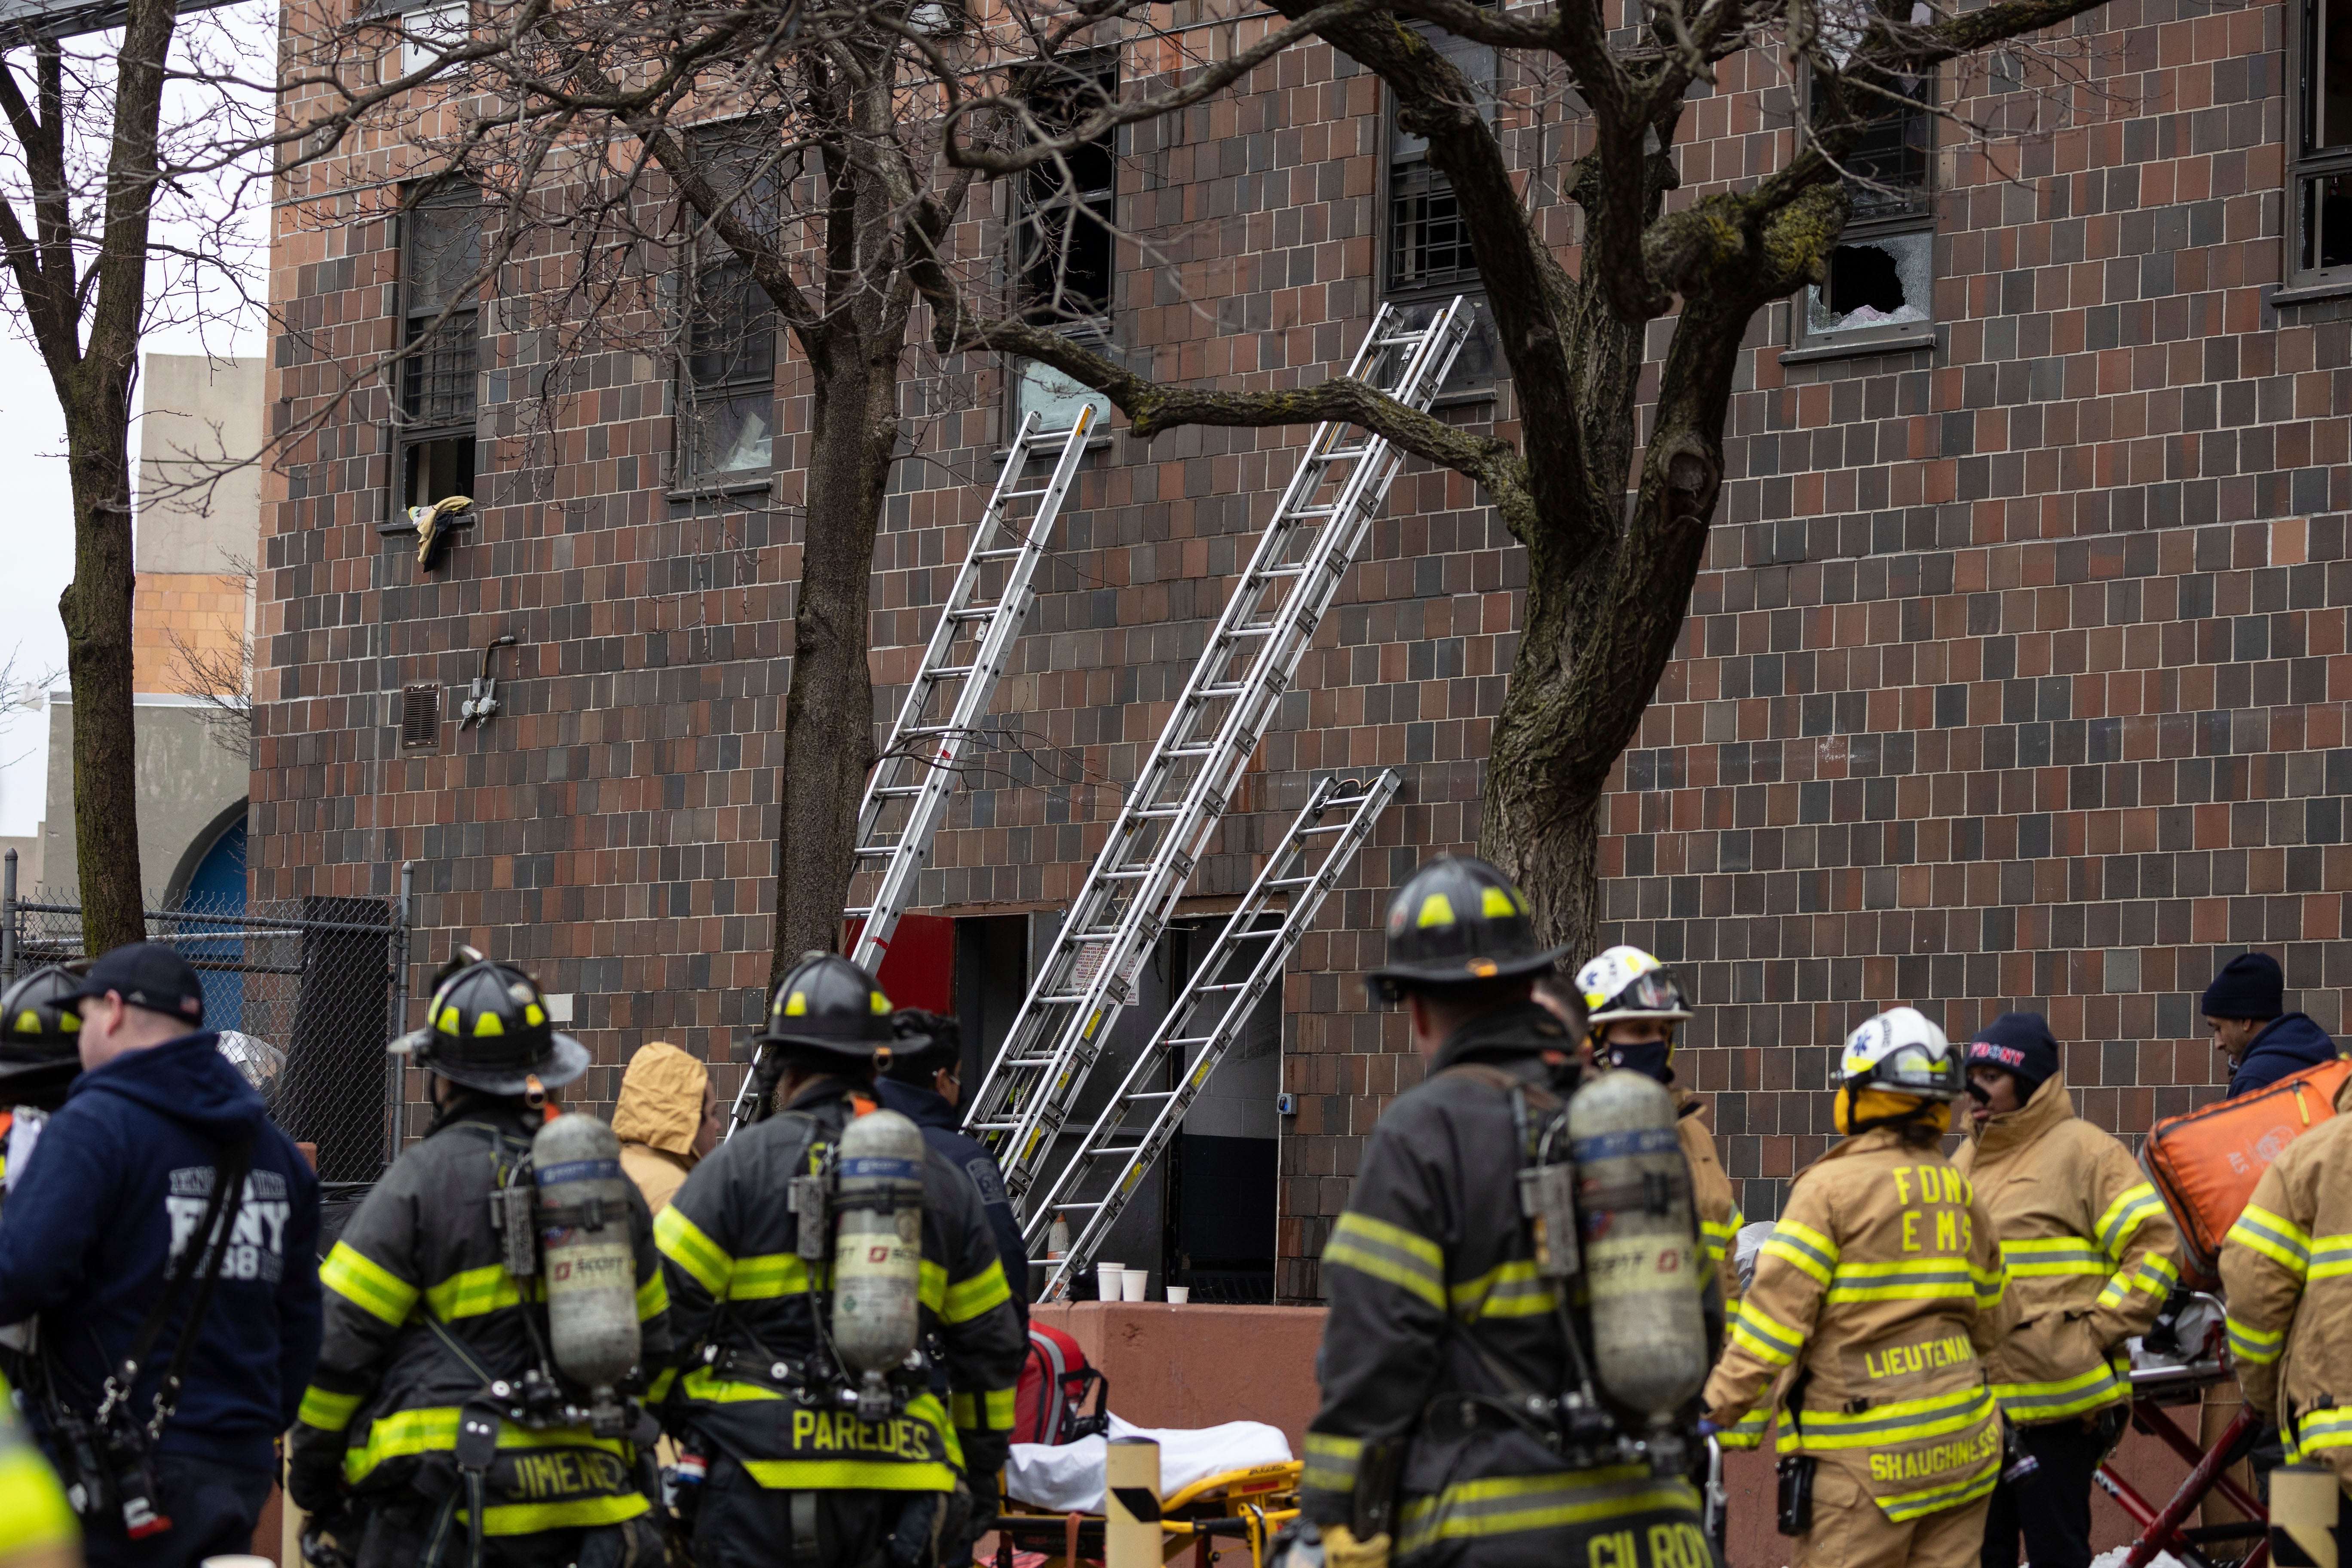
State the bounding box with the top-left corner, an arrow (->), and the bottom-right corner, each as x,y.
1005,1412 -> 1294,1513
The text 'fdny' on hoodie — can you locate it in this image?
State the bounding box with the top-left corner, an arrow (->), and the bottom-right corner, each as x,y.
0,1032 -> 323,1472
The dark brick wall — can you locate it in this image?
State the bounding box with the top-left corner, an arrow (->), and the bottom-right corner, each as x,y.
257,0 -> 2352,1293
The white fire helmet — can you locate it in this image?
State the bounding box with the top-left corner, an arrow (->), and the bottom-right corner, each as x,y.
1835,1006 -> 1963,1102
1576,945 -> 1694,1028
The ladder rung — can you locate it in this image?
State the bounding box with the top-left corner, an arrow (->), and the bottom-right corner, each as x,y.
842,904 -> 874,917
947,605 -> 1000,621
1002,487 -> 1053,500
872,785 -> 925,798
933,665 -> 977,679
1196,982 -> 1246,993
854,845 -> 899,858
973,547 -> 1026,561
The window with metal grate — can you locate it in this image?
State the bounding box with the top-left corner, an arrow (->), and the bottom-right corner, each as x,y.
401,685 -> 441,750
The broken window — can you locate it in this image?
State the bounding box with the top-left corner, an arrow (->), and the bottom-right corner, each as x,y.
2294,0 -> 2352,281
1801,62 -> 1938,345
677,125 -> 780,484
1016,54 -> 1118,325
397,184 -> 479,513
1385,28 -> 1495,296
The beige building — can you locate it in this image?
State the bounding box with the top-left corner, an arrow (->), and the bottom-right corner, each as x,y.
37,353 -> 262,905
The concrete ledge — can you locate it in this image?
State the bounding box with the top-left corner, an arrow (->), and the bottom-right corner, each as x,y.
1031,1302 -> 1327,1456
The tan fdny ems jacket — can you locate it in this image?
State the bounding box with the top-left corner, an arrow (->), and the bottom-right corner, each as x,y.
1681,1090 -> 1744,1305
1954,1071 -> 2180,1424
2220,1072 -> 2352,1482
1703,1125 -> 2012,1523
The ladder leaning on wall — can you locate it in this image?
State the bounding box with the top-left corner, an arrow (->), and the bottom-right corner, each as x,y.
962,296 -> 1473,1207
725,405 -> 1097,1139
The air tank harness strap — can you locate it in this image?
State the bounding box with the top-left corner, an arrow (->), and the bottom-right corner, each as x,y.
451,1402 -> 502,1568
790,1490 -> 822,1568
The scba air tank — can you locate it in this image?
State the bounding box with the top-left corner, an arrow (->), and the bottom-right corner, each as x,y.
533,1113 -> 641,1390
831,1108 -> 928,1375
1567,1069 -> 1708,1421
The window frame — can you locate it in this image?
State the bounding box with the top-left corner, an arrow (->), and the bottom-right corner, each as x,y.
673,123 -> 782,491
1787,62 -> 1943,359
1006,49 -> 1120,438
2288,0 -> 2352,291
1379,26 -> 1497,303
392,183 -> 481,520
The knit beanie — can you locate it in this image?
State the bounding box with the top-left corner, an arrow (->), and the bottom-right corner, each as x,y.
1966,1012 -> 2061,1097
2201,952 -> 2285,1022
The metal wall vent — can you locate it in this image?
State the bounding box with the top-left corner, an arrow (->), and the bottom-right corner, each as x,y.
400,684 -> 441,750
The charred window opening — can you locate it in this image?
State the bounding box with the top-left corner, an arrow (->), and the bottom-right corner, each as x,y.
677,125 -> 781,484
2294,0 -> 2352,279
1385,28 -> 1496,295
396,184 -> 480,513
1802,63 -> 1937,343
1016,55 -> 1118,326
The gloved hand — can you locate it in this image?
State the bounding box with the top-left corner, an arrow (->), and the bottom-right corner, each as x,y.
1321,1524 -> 1392,1568
1696,1417 -> 1721,1439
287,1442 -> 348,1517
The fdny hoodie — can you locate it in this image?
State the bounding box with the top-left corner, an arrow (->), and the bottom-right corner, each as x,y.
0,1032 -> 323,1471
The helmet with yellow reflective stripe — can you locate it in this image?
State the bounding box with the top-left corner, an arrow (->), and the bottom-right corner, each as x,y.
391,947 -> 589,1095
1366,855 -> 1568,1002
0,964 -> 82,1112
756,952 -> 895,1066
1577,945 -> 1694,1028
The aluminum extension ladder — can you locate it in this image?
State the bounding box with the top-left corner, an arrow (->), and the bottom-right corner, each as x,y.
964,297 -> 1472,1201
1023,768 -> 1401,1300
725,404 -> 1096,1139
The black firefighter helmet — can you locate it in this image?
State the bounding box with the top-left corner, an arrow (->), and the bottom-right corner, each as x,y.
1366,855 -> 1568,1004
0,965 -> 83,1112
756,953 -> 895,1070
392,950 -> 589,1096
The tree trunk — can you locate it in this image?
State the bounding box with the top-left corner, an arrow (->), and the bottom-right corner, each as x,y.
769,335 -> 894,985
1482,586 -> 1604,961
59,384 -> 145,954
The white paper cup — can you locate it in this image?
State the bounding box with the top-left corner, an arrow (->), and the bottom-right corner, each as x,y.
1165,1286 -> 1191,1305
1121,1267 -> 1149,1302
1096,1262 -> 1124,1300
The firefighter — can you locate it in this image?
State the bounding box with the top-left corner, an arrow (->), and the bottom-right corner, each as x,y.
1299,856 -> 1717,1568
286,952 -> 675,1567
2219,1061 -> 2352,1491
1954,1013 -> 2180,1568
1574,946 -> 1744,1295
1702,1007 -> 2012,1568
654,954 -> 1026,1568
0,965 -> 85,1200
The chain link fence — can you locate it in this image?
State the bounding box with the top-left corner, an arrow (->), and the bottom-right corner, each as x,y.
1,856 -> 407,1193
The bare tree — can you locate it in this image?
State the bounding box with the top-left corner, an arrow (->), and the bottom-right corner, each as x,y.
0,2 -> 271,951
933,0 -> 2114,955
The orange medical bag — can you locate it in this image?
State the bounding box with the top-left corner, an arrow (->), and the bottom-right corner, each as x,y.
2140,1056 -> 2352,1284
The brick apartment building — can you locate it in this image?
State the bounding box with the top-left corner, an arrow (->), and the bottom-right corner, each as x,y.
256,0 -> 2352,1298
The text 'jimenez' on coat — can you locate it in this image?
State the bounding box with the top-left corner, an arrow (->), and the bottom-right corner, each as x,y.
1953,1071 -> 2180,1425
2220,1070 -> 2352,1483
1703,1124 -> 2015,1525
652,1079 -> 1026,1494
1301,1004 -> 1719,1568
289,1099 -> 678,1536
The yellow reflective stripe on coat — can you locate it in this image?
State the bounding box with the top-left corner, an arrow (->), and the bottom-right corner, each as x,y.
949,1388 -> 1018,1430
1449,1259 -> 1557,1320
741,1458 -> 960,1491
1825,1257 -> 1998,1305
943,1260 -> 1011,1324
731,1253 -> 814,1300
636,1271 -> 668,1321
342,1406 -> 635,1486
1874,1444 -> 2001,1522
2308,1234 -> 2352,1282
466,1492 -> 649,1536
1728,1302 -> 1805,1367
1323,1210 -> 1446,1311
0,1444 -> 77,1551
298,1384 -> 365,1433
1716,1409 -> 1770,1451
2227,1314 -> 2285,1366
426,1262 -> 524,1320
320,1241 -> 419,1327
2001,1237 -> 2107,1277
655,1204 -> 734,1295
2098,1253 -> 2180,1310
2095,1184 -> 2167,1259
2227,1205 -> 2311,1277
1991,1357 -> 2127,1422
1760,1220 -> 1838,1286
1394,1464 -> 1702,1557
2290,1406 -> 2352,1458
985,1385 -> 1017,1429
1792,1384 -> 1997,1450
1303,1431 -> 1363,1492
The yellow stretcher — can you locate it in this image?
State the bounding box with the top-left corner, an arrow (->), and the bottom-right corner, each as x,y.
989,1459 -> 1302,1568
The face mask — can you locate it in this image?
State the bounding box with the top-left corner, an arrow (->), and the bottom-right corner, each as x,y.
1604,1039 -> 1672,1082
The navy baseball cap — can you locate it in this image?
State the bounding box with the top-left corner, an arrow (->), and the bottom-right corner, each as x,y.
59,941 -> 205,1026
